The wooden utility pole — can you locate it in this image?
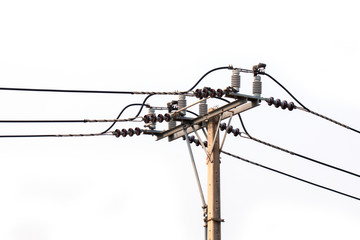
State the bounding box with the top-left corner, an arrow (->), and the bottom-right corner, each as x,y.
207,108 -> 221,240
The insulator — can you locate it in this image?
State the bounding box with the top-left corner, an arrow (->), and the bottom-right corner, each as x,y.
274,99 -> 281,108
114,129 -> 121,138
164,113 -> 172,122
195,89 -> 202,99
148,108 -> 156,129
203,141 -> 208,148
194,139 -> 200,146
267,97 -> 274,106
202,88 -> 209,98
227,125 -> 233,134
288,102 -> 295,111
233,128 -> 240,136
127,128 -> 135,137
134,127 -> 142,136
189,136 -> 195,143
178,95 -> 186,116
253,75 -> 262,97
231,69 -> 241,91
143,115 -> 150,123
150,114 -> 157,123
158,114 -> 164,123
121,129 -> 127,137
220,123 -> 227,131
216,89 -> 224,98
199,99 -> 208,116
209,89 -> 216,98
168,119 -> 176,130
281,100 -> 288,110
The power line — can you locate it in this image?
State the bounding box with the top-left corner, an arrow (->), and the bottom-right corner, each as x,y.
231,114 -> 360,178
0,87 -> 189,96
297,106 -> 360,134
0,132 -> 113,138
258,72 -> 309,111
260,72 -> 360,135
187,66 -> 232,92
0,117 -> 143,123
221,150 -> 360,201
101,99 -> 152,134
241,134 -> 360,178
103,66 -> 236,133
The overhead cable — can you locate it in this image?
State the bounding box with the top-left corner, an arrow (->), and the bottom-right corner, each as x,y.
232,115 -> 360,178
0,87 -> 188,96
0,132 -> 113,138
297,107 -> 360,134
259,72 -> 360,135
221,150 -> 360,201
0,117 -> 143,123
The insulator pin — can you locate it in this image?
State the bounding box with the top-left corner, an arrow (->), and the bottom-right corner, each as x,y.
168,119 -> 176,130
178,95 -> 187,116
134,127 -> 142,136
281,100 -> 288,110
227,125 -> 233,134
114,129 -> 121,138
121,129 -> 127,137
253,75 -> 262,97
216,89 -> 224,98
199,99 -> 208,116
266,97 -> 296,111
231,69 -> 241,91
164,113 -> 172,122
233,128 -> 240,136
128,128 -> 134,136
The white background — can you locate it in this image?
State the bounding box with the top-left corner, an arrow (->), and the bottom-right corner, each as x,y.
0,1 -> 360,239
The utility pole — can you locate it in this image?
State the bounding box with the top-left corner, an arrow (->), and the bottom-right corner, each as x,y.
207,108 -> 221,240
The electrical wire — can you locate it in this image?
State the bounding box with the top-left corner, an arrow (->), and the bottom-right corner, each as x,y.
101,100 -> 151,134
221,150 -> 360,201
215,96 -> 360,178
297,107 -> 360,134
260,72 -> 360,135
0,66 -> 240,136
235,111 -> 360,178
258,72 -> 309,111
0,87 -> 189,96
240,134 -> 360,178
187,66 -> 232,92
0,132 -> 113,138
0,117 -> 143,123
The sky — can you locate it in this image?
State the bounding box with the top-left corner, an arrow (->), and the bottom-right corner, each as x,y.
0,1 -> 359,239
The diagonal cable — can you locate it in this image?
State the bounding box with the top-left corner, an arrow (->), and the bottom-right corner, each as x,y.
221,150 -> 360,201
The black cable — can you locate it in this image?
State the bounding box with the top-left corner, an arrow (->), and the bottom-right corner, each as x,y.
186,110 -> 199,117
0,87 -> 135,95
242,134 -> 360,178
298,107 -> 360,135
259,72 -> 310,111
0,132 -> 111,138
187,66 -> 232,92
215,97 -> 250,134
104,67 -> 233,133
101,97 -> 152,134
0,66 -> 232,136
0,120 -> 85,123
236,110 -> 360,178
221,150 -> 360,201
260,72 -> 359,134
